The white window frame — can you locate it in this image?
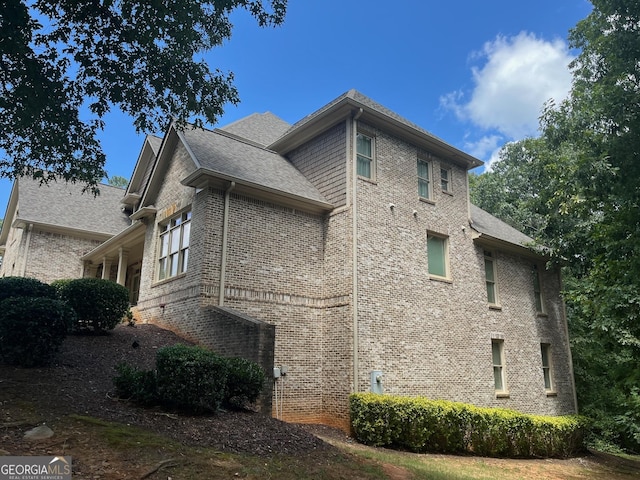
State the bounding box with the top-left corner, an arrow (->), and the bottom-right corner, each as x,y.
427,232 -> 450,280
541,343 -> 555,394
484,250 -> 499,306
417,158 -> 432,200
356,132 -> 375,180
492,339 -> 508,396
440,167 -> 452,193
157,210 -> 191,281
533,264 -> 545,313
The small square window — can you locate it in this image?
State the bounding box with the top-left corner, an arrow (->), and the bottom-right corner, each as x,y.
427,233 -> 449,279
357,133 -> 374,179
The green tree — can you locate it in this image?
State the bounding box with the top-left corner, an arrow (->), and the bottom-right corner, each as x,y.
0,0 -> 287,193
107,175 -> 129,189
472,0 -> 640,451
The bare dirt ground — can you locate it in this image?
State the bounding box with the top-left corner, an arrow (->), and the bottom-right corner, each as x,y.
1,323 -> 639,479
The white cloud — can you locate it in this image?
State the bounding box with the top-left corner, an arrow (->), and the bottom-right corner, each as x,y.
463,133 -> 502,160
442,32 -> 575,141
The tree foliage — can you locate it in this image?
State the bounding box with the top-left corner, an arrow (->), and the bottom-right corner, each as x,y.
107,175 -> 129,188
471,0 -> 640,452
0,0 -> 287,192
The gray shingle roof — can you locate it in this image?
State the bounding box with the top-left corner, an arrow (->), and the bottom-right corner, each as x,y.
220,112 -> 291,146
16,178 -> 131,235
281,89 -> 450,146
470,204 -> 534,247
180,126 -> 330,205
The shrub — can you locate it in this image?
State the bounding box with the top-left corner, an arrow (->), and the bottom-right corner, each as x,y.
0,297 -> 75,367
224,357 -> 266,409
0,276 -> 57,302
113,363 -> 158,405
50,278 -> 73,296
57,278 -> 129,333
155,344 -> 228,413
350,393 -> 589,458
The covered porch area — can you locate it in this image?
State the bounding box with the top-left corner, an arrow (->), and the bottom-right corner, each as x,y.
81,221 -> 146,305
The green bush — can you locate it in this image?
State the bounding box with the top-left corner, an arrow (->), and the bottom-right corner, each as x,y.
224,357 -> 266,409
57,278 -> 129,333
113,363 -> 158,405
0,297 -> 75,367
0,276 -> 57,302
155,344 -> 228,413
350,393 -> 589,458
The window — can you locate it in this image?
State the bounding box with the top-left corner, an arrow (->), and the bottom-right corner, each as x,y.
492,339 -> 507,394
533,264 -> 544,313
356,133 -> 374,179
484,250 -> 498,305
427,233 -> 449,279
541,343 -> 554,392
158,210 -> 191,281
440,167 -> 451,192
417,159 -> 431,199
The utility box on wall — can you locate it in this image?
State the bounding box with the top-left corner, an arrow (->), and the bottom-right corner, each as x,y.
370,370 -> 384,394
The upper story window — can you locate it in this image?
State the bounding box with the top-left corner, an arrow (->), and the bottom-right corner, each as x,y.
484,250 -> 498,305
356,133 -> 374,179
417,159 -> 431,199
427,232 -> 449,279
158,210 -> 191,281
441,167 -> 451,193
533,264 -> 544,313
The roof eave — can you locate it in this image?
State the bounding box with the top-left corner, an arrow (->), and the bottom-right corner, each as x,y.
81,221 -> 146,262
0,181 -> 19,246
9,220 -> 116,243
471,230 -> 547,260
182,168 -> 334,215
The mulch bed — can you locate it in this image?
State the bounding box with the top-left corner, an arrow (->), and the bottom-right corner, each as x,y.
0,323 -> 333,456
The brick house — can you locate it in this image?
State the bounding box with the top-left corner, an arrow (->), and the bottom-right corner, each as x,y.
0,90 -> 577,428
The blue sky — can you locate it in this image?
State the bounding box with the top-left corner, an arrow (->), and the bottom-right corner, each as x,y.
0,0 -> 593,215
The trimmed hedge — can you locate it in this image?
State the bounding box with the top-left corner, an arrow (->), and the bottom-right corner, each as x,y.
350,393 -> 589,458
224,356 -> 266,409
0,276 -> 57,302
113,363 -> 158,405
56,278 -> 129,333
0,297 -> 75,367
155,344 -> 229,413
113,344 -> 266,413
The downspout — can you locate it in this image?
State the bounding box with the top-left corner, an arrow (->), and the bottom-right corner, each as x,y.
352,108 -> 363,393
21,223 -> 33,277
219,181 -> 235,306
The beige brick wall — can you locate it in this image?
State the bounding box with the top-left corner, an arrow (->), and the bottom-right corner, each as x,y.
352,122 -> 575,415
0,223 -> 103,283
134,118 -> 576,428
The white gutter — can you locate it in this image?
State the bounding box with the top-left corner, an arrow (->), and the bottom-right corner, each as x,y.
352,108 -> 363,393
219,181 -> 236,306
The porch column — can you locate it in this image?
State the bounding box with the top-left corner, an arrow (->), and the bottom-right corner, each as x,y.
116,248 -> 129,286
102,257 -> 112,280
83,262 -> 98,278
